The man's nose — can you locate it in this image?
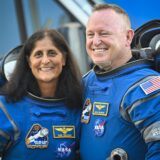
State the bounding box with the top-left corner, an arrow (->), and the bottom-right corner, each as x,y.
93,35 -> 101,46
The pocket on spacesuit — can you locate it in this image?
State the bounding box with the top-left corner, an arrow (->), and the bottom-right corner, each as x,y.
31,108 -> 68,122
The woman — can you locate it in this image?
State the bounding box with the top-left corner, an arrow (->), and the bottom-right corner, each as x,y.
0,29 -> 82,160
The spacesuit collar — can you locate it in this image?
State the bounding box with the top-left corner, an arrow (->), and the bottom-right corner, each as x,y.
93,59 -> 153,76
27,92 -> 66,102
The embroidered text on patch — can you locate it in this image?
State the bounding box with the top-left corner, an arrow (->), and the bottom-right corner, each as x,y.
53,126 -> 75,138
25,124 -> 49,148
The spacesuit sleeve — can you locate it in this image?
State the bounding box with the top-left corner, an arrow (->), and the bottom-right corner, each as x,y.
122,76 -> 160,159
0,101 -> 18,155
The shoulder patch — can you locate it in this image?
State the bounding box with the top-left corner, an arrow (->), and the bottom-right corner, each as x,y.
140,76 -> 160,95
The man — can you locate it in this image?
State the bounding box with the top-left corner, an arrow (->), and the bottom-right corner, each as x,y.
80,3 -> 160,160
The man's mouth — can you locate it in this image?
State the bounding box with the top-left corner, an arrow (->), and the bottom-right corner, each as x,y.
92,48 -> 108,55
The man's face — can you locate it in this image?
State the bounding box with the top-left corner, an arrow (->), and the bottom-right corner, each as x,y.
86,9 -> 132,69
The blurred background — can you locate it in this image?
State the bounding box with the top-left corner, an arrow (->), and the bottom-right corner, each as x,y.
1,0 -> 160,74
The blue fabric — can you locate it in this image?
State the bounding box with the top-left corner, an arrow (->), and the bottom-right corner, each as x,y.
80,60 -> 160,160
0,95 -> 81,160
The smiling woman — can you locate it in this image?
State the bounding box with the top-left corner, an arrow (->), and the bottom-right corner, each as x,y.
0,29 -> 82,160
28,36 -> 66,97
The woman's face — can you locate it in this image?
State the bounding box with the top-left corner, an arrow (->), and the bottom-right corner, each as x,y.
28,37 -> 65,87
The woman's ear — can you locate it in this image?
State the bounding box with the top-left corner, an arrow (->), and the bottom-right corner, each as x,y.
62,54 -> 66,66
26,56 -> 31,68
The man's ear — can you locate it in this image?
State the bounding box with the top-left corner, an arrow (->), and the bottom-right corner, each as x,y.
126,29 -> 134,47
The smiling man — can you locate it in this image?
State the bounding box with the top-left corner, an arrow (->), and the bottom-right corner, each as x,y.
85,5 -> 133,71
80,3 -> 160,160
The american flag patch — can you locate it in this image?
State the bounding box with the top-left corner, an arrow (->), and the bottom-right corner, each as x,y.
140,76 -> 160,95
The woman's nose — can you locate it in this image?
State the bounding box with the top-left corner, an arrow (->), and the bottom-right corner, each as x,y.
41,55 -> 50,64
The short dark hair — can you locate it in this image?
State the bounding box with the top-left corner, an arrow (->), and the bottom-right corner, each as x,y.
1,29 -> 82,108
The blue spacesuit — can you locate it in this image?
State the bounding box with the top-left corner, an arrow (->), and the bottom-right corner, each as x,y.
80,59 -> 160,160
0,93 -> 81,160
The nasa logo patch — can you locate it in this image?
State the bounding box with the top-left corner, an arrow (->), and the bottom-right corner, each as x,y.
93,119 -> 106,137
56,141 -> 75,158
